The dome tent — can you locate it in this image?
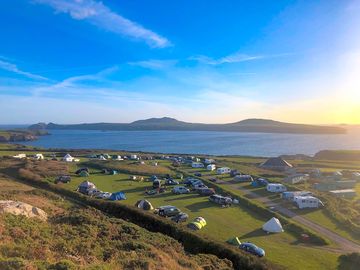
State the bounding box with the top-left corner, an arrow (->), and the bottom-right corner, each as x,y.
109,192 -> 126,201
135,199 -> 154,210
188,217 -> 207,230
262,217 -> 284,233
78,181 -> 96,194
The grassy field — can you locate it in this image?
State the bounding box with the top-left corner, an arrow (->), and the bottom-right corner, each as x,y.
1,144 -> 358,269
55,163 -> 340,270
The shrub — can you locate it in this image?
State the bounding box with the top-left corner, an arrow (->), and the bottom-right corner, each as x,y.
338,252 -> 360,270
0,257 -> 26,270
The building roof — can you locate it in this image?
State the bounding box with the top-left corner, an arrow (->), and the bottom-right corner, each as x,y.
329,189 -> 356,194
260,157 -> 293,168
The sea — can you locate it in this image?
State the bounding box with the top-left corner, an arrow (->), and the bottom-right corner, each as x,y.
5,127 -> 360,157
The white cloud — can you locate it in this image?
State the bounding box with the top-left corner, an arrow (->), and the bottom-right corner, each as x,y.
128,59 -> 177,70
190,52 -> 291,65
0,59 -> 48,81
34,0 -> 171,48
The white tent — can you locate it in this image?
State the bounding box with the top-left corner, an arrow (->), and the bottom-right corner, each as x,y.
262,217 -> 284,233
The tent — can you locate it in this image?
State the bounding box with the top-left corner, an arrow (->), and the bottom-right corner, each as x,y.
262,217 -> 284,233
62,153 -> 74,162
78,181 -> 96,194
135,199 -> 154,210
188,217 -> 207,230
79,171 -> 89,177
188,221 -> 203,230
110,170 -> 118,175
109,192 -> 126,201
227,237 -> 241,246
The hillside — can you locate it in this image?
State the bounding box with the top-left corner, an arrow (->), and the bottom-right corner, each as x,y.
0,129 -> 48,143
0,168 -> 232,270
30,117 -> 346,134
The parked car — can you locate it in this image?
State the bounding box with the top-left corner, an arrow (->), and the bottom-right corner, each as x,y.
172,186 -> 190,194
165,179 -> 179,185
183,177 -> 198,185
194,173 -> 202,177
197,188 -> 215,196
187,180 -> 203,187
192,183 -> 208,190
157,205 -> 181,217
55,175 -> 71,184
239,242 -> 265,257
171,212 -> 189,223
209,194 -> 232,206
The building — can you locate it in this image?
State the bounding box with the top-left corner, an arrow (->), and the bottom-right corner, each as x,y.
216,167 -> 231,174
259,157 -> 293,171
34,153 -> 44,160
329,189 -> 356,199
13,153 -> 26,159
283,174 -> 309,184
294,196 -> 324,209
206,164 -> 216,171
62,153 -> 75,162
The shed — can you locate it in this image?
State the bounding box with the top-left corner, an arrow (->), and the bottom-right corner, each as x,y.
329,189 -> 356,199
283,174 -> 309,184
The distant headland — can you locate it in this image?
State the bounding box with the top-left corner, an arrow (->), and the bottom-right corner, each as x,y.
29,117 -> 346,134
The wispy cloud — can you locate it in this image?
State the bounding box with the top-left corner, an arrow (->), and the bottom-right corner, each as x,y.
0,59 -> 49,81
128,59 -> 177,70
190,52 -> 291,65
34,0 -> 171,48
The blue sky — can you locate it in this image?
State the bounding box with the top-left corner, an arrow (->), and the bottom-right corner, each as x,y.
0,0 -> 359,124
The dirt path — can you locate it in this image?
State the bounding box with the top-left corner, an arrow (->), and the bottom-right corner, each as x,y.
215,178 -> 360,253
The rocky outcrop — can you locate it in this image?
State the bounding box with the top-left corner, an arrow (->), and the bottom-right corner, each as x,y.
0,200 -> 47,221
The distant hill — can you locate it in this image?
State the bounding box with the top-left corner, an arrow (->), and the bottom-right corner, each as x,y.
29,117 -> 346,134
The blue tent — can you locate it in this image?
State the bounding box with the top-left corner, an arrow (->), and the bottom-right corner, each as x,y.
109,192 -> 126,201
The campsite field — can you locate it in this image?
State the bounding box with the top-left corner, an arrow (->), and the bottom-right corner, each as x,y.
55,163 -> 341,270
0,145 -> 359,270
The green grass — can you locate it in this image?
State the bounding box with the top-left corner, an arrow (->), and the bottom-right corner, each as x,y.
55,163 -> 340,270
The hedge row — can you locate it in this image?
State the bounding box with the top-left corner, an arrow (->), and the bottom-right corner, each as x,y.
175,168 -> 329,246
17,170 -> 277,270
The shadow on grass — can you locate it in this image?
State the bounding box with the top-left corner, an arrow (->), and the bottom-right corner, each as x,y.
240,228 -> 266,239
186,201 -> 214,212
165,194 -> 200,202
120,186 -> 147,194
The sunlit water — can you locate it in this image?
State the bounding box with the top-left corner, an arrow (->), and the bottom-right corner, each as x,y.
16,128 -> 360,157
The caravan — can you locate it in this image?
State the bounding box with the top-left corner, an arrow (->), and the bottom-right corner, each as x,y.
294,196 -> 324,209
266,183 -> 287,193
217,167 -> 231,174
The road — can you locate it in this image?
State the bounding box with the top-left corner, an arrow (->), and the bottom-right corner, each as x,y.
215,178 -> 360,253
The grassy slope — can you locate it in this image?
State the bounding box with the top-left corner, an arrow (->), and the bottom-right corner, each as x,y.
0,175 -> 232,270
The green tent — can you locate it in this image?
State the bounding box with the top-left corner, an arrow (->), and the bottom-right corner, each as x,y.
226,237 -> 241,246
79,171 -> 89,177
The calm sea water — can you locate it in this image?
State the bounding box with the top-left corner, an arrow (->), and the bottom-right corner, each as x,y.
17,128 -> 360,157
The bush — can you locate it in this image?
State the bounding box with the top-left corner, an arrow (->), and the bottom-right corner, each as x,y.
47,260 -> 77,270
338,252 -> 360,270
0,257 -> 26,270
